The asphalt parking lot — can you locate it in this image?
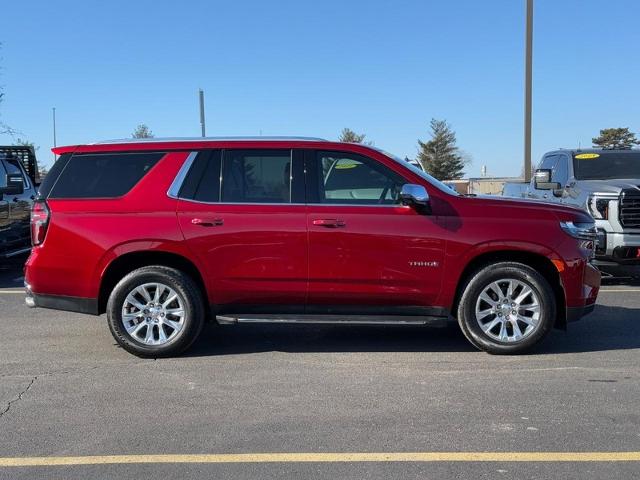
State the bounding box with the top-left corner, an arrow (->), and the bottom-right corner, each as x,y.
1,262 -> 639,479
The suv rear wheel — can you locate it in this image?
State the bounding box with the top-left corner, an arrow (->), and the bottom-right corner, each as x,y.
106,266 -> 205,357
457,262 -> 556,354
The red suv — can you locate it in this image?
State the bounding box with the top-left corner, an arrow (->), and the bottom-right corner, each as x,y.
24,137 -> 600,357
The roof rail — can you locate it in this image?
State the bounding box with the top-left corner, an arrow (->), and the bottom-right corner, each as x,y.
93,136 -> 329,144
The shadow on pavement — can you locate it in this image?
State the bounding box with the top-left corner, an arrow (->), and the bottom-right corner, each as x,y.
539,304 -> 640,354
0,257 -> 26,289
600,264 -> 640,286
187,322 -> 476,356
184,303 -> 640,357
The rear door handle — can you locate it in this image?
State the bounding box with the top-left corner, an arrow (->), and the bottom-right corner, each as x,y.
312,218 -> 346,228
191,218 -> 224,227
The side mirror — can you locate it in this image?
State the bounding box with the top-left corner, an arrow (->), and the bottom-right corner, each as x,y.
400,184 -> 430,212
534,169 -> 560,191
0,173 -> 25,196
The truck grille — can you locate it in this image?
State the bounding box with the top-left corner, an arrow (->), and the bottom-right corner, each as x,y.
619,189 -> 640,228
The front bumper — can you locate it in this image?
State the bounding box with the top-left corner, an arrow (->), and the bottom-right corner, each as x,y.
595,231 -> 640,265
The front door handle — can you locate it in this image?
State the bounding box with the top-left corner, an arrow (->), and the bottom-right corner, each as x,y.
191,218 -> 224,227
312,218 -> 346,228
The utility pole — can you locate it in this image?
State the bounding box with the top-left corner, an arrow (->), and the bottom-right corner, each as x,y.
199,89 -> 206,137
52,107 -> 57,161
523,0 -> 533,182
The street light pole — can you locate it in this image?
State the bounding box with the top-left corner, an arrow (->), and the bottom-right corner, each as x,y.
523,0 -> 533,182
52,107 -> 57,161
199,89 -> 206,137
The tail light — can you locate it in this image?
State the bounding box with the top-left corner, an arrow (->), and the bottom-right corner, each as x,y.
30,199 -> 50,246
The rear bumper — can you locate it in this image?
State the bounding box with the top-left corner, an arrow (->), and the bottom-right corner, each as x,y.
25,283 -> 98,315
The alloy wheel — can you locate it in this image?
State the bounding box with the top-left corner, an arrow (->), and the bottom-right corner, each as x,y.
121,282 -> 185,345
474,278 -> 541,343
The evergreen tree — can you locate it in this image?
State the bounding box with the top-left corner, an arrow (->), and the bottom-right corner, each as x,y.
417,119 -> 467,180
339,128 -> 371,144
592,128 -> 639,149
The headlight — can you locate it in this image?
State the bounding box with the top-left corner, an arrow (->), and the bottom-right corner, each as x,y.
560,221 -> 597,240
560,221 -> 597,259
587,194 -> 617,219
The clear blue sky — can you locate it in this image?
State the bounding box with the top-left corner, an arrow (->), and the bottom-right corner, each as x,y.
1,0 -> 638,174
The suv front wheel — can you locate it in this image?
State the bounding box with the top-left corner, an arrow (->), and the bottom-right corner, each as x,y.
457,262 -> 556,354
106,266 -> 205,357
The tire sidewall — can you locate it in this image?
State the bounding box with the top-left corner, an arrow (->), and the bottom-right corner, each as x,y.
458,263 -> 556,354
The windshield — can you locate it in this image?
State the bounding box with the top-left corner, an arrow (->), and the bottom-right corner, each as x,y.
371,147 -> 459,195
573,151 -> 640,180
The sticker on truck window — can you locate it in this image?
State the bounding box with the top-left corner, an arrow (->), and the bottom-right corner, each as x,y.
574,153 -> 600,159
335,161 -> 361,169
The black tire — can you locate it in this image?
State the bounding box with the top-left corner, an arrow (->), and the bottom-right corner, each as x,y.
106,266 -> 205,358
457,262 -> 556,354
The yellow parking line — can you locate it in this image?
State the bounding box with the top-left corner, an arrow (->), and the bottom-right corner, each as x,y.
1,452 -> 640,467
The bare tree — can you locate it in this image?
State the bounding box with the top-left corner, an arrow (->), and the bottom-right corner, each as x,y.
0,43 -> 16,136
132,124 -> 154,139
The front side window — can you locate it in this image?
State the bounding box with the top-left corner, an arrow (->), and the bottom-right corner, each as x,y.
539,155 -> 558,171
1,157 -> 27,188
317,152 -> 405,205
0,159 -> 8,188
552,155 -> 569,185
221,150 -> 291,203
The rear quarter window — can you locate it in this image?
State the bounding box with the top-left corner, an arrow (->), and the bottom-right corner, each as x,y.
37,154 -> 71,198
48,152 -> 164,199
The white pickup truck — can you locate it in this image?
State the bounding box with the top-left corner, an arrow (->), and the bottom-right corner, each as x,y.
502,148 -> 640,267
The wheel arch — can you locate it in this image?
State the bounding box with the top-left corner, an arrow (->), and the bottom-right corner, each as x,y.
452,250 -> 567,330
98,250 -> 208,315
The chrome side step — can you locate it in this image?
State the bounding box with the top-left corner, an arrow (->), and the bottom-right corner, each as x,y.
215,314 -> 448,327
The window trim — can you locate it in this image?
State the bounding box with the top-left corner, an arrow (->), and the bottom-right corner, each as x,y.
167,152 -> 198,199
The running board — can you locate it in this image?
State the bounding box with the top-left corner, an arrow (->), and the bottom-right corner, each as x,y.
215,314 -> 448,328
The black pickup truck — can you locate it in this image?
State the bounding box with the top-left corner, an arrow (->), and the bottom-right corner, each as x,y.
0,146 -> 40,260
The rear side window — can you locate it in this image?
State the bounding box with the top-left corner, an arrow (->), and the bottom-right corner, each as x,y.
49,152 -> 163,199
221,150 -> 292,203
178,150 -> 222,202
